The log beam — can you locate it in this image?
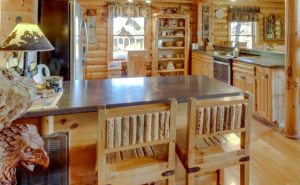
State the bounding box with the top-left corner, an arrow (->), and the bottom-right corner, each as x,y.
283,0 -> 300,138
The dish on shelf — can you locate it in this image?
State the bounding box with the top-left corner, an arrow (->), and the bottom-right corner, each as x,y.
175,41 -> 184,47
175,63 -> 183,69
178,19 -> 185,27
175,30 -> 184,36
174,54 -> 180,58
166,54 -> 173,58
159,54 -> 165,59
167,61 -> 175,70
163,41 -> 174,47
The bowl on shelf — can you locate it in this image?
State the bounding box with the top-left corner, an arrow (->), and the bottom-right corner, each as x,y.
175,41 -> 184,47
159,64 -> 166,70
175,63 -> 183,69
175,30 -> 184,36
159,54 -> 165,59
166,54 -> 173,58
163,41 -> 174,47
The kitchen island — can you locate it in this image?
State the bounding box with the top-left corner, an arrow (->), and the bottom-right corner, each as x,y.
15,75 -> 243,184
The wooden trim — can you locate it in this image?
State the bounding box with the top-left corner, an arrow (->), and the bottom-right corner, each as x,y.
97,109 -> 106,185
107,17 -> 113,63
41,116 -> 54,136
105,139 -> 170,153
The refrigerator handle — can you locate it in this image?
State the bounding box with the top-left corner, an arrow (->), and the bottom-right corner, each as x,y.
82,20 -> 89,64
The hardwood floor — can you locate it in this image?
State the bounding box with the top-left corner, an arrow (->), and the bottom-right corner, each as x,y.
175,118 -> 300,185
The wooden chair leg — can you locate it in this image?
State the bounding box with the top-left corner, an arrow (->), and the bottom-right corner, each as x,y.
167,176 -> 175,185
240,162 -> 249,185
217,169 -> 225,185
186,173 -> 195,185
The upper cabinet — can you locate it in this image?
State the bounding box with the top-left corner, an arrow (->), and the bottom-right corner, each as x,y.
264,14 -> 284,41
202,6 -> 211,39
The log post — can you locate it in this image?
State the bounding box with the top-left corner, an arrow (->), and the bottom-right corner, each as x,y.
41,116 -> 54,136
283,0 -> 300,138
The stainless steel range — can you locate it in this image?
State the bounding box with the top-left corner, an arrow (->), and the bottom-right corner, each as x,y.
213,52 -> 234,85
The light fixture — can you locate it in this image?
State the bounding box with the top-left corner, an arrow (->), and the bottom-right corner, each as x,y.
146,0 -> 151,3
128,0 -> 133,2
0,23 -> 54,77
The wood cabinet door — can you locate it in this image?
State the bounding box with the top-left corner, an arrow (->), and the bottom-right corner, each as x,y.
245,73 -> 256,111
192,60 -> 202,75
192,53 -> 213,78
207,63 -> 214,78
233,70 -> 245,90
256,67 -> 272,119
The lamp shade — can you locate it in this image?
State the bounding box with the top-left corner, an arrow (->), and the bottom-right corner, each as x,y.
0,23 -> 54,51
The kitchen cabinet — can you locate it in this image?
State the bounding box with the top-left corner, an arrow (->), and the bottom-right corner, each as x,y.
192,52 -> 213,78
233,61 -> 285,126
256,66 -> 272,121
233,62 -> 256,112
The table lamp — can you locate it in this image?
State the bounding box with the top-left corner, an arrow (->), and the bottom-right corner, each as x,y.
0,23 -> 54,77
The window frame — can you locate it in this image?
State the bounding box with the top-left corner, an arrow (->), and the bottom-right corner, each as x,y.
110,17 -> 147,61
229,22 -> 256,48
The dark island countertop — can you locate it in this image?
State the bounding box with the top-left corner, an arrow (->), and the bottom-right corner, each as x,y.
193,50 -> 285,69
23,75 -> 242,118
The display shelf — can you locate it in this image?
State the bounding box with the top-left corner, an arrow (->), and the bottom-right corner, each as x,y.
152,13 -> 190,76
158,69 -> 185,73
159,47 -> 185,50
158,58 -> 185,61
160,27 -> 186,30
159,36 -> 185,38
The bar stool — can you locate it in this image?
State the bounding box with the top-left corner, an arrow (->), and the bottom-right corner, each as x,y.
176,92 -> 253,185
97,99 -> 177,185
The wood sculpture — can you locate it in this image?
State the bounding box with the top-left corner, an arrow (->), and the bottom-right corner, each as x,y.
0,67 -> 49,185
0,124 -> 49,185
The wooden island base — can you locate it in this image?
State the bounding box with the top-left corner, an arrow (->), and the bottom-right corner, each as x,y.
14,103 -> 188,185
14,104 -> 300,185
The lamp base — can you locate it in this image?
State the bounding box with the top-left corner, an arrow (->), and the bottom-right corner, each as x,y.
15,51 -> 38,77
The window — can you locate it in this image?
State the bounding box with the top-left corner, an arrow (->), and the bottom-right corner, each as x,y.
113,17 -> 145,60
230,22 -> 255,48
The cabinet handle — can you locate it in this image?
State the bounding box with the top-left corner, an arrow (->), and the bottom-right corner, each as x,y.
241,76 -> 246,79
262,74 -> 268,79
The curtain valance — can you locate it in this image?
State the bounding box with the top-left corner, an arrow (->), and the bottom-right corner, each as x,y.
108,2 -> 151,18
228,6 -> 260,22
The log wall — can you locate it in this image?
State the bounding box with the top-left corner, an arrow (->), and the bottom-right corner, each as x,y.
0,0 -> 196,78
0,0 -> 38,65
210,0 -> 285,46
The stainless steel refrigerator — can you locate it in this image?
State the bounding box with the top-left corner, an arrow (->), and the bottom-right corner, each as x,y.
38,0 -> 88,81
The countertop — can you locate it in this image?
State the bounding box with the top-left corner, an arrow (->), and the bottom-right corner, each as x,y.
235,57 -> 285,68
23,75 -> 242,118
193,50 -> 285,69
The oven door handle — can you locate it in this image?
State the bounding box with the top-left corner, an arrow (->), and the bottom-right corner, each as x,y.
213,60 -> 230,66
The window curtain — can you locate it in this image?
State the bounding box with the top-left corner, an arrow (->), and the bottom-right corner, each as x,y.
228,6 -> 260,22
108,2 -> 151,18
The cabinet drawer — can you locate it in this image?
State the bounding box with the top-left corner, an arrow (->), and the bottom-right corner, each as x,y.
192,52 -> 213,64
233,61 -> 255,75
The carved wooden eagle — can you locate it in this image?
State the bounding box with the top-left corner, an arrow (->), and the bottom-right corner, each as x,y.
0,67 -> 49,185
0,124 -> 49,185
